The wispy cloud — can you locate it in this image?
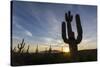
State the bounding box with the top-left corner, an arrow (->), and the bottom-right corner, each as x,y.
25,30 -> 32,37
14,21 -> 33,37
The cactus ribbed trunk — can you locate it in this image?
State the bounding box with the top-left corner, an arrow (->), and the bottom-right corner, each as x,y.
69,44 -> 78,61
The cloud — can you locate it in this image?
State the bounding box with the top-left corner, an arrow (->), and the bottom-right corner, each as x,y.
25,30 -> 32,37
43,37 -> 53,43
15,22 -> 33,37
13,36 -> 20,40
43,37 -> 63,45
15,23 -> 23,29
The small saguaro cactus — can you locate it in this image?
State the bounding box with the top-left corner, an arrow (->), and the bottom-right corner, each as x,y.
45,47 -> 48,53
35,45 -> 38,54
48,45 -> 52,53
61,46 -> 64,52
11,47 -> 16,53
26,45 -> 30,53
62,11 -> 83,61
17,39 -> 25,53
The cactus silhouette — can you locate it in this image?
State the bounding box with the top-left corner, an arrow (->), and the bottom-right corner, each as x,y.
62,11 -> 83,61
17,39 -> 25,53
35,45 -> 38,54
48,45 -> 52,53
11,47 -> 16,53
26,45 -> 30,53
45,47 -> 48,53
61,46 -> 64,52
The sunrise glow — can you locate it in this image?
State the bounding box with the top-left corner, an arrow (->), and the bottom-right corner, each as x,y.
63,47 -> 70,53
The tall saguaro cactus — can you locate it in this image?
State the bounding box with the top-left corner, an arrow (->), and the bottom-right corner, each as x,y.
62,11 -> 83,61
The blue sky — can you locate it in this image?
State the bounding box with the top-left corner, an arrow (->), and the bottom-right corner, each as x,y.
12,1 -> 97,51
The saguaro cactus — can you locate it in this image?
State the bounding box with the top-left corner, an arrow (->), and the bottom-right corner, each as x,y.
26,45 -> 30,53
35,45 -> 38,54
62,11 -> 83,61
11,47 -> 16,53
61,46 -> 64,52
48,45 -> 52,53
17,39 -> 25,53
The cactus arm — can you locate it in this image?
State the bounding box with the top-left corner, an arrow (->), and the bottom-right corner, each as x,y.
65,11 -> 74,39
65,11 -> 73,23
21,39 -> 25,47
22,43 -> 25,48
26,45 -> 30,53
75,14 -> 83,44
62,21 -> 69,43
18,44 -> 20,49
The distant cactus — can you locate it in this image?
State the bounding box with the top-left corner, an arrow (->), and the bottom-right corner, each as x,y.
26,45 -> 30,53
45,47 -> 48,53
11,47 -> 16,53
62,11 -> 83,61
48,45 -> 52,53
61,46 -> 64,52
17,39 -> 25,53
35,45 -> 38,54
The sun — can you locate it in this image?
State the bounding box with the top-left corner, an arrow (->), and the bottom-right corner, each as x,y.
63,47 -> 70,52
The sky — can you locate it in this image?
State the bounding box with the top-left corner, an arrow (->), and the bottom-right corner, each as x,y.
12,1 -> 97,52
